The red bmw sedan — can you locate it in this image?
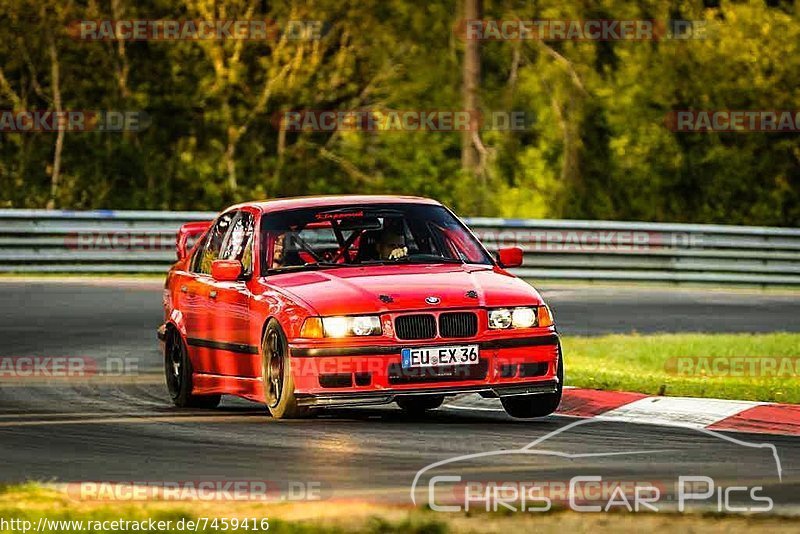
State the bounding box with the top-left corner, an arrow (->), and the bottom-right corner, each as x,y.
158,195 -> 562,419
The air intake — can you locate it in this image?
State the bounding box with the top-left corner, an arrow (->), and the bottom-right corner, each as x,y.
439,312 -> 478,338
394,314 -> 436,340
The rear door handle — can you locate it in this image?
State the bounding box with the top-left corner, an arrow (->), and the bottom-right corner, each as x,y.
209,290 -> 218,299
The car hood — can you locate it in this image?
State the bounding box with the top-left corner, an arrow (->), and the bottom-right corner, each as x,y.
262,264 -> 544,316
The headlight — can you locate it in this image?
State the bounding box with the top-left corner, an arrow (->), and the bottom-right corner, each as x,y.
488,309 -> 512,329
511,307 -> 536,328
321,315 -> 382,337
322,317 -> 349,337
488,306 -> 551,329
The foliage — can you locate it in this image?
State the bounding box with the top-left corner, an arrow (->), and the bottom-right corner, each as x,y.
0,0 -> 797,225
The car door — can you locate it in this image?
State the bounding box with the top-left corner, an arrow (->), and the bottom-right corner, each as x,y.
205,210 -> 259,378
182,212 -> 235,374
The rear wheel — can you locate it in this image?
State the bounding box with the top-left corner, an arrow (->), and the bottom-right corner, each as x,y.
396,395 -> 445,415
262,319 -> 309,419
164,329 -> 221,408
501,344 -> 564,418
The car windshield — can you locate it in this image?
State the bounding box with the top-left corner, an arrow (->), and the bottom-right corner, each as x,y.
260,203 -> 493,273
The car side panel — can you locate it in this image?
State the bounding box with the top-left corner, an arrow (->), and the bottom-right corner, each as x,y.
181,274 -> 218,374
203,278 -> 259,377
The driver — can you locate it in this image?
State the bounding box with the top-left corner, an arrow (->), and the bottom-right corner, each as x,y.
270,233 -> 286,269
377,228 -> 408,260
270,232 -> 312,267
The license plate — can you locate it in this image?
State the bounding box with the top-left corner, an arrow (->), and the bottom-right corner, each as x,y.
401,345 -> 479,369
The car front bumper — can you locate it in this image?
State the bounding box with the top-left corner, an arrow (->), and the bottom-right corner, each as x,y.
294,380 -> 560,408
287,332 -> 561,407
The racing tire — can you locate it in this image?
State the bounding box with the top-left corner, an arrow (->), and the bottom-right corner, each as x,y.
165,329 -> 221,409
396,395 -> 445,415
262,319 -> 309,419
501,344 -> 564,418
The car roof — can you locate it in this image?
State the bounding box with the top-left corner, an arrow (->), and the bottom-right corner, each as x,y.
228,195 -> 442,213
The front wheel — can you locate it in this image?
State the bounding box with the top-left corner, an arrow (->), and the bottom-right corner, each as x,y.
501,344 -> 564,418
262,319 -> 309,419
164,329 -> 221,409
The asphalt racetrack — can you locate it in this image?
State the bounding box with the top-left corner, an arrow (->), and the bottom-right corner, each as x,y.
0,279 -> 798,511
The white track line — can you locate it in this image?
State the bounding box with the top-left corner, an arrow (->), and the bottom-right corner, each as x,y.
599,396 -> 764,429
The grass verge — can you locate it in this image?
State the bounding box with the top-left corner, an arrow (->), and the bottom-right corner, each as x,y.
562,332 -> 800,403
0,484 -> 797,534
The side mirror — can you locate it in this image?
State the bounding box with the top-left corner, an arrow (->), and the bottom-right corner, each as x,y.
496,246 -> 524,268
211,259 -> 243,282
176,221 -> 212,260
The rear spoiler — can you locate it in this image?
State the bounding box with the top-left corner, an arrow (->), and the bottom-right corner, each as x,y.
176,221 -> 212,260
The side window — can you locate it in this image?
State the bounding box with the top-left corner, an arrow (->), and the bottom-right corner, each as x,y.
220,211 -> 255,276
192,212 -> 234,275
189,233 -> 209,273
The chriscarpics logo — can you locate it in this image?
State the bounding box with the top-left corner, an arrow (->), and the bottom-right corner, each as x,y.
411,418 -> 782,514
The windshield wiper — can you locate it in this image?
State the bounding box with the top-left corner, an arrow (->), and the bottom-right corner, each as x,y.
362,256 -> 465,265
307,261 -> 352,268
269,256 -> 466,273
266,261 -> 352,274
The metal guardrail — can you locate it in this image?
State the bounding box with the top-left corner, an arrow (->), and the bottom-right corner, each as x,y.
1,209 -> 799,285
